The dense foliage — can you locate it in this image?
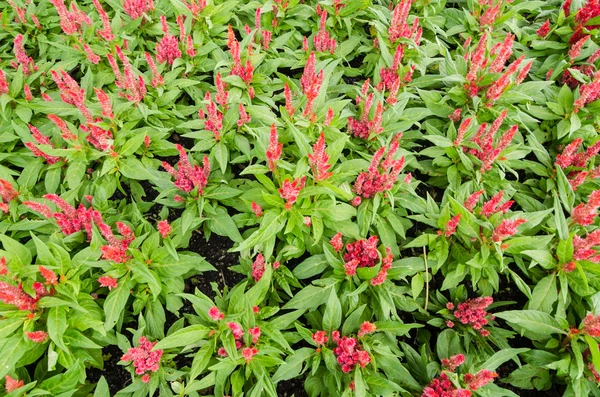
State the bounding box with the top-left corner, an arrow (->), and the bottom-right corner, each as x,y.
2,0 -> 600,396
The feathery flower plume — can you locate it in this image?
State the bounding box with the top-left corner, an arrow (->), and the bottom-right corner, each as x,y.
251,202 -> 263,217
123,0 -> 155,19
388,0 -> 419,43
358,321 -> 376,337
144,53 -> 164,88
572,190 -> 600,225
331,233 -> 343,252
0,70 -> 8,95
308,133 -> 333,181
279,177 -> 307,210
481,191 -> 512,217
49,0 -> 91,35
444,214 -> 461,237
353,139 -> 405,198
300,52 -> 324,120
121,337 -> 163,383
215,73 -> 228,106
162,144 -> 210,194
464,369 -> 498,390
422,373 -> 471,397
237,104 -> 250,127
265,124 -> 282,172
251,254 -> 266,281
492,218 -> 526,242
582,313 -> 600,337
98,275 -> 118,290
5,375 -> 24,392
333,336 -> 370,372
12,35 -> 37,75
451,296 -> 494,336
92,0 -> 114,41
26,331 -> 49,343
441,354 -> 465,372
208,307 -> 225,321
284,83 -> 295,116
312,331 -> 328,345
200,92 -> 223,140
157,220 -> 171,238
537,19 -> 551,38
156,15 -> 182,65
454,118 -> 472,146
314,7 -> 337,53
94,88 -> 114,119
574,70 -> 600,112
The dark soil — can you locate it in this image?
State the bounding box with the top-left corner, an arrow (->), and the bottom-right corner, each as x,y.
277,377 -> 308,397
185,231 -> 245,298
87,344 -> 132,395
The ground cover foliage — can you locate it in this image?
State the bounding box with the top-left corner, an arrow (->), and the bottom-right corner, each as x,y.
2,0 -> 600,396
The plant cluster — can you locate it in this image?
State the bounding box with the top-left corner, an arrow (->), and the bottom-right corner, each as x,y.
2,0 -> 600,396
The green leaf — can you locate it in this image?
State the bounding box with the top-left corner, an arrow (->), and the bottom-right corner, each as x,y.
153,325 -> 211,350
103,276 -> 131,331
272,347 -> 313,383
374,321 -> 423,336
48,306 -> 68,352
494,310 -> 567,337
119,157 -> 154,180
529,274 -> 557,313
213,142 -> 229,174
322,288 -> 342,331
282,285 -> 330,310
93,376 -> 110,397
481,348 -> 529,371
0,335 -> 27,379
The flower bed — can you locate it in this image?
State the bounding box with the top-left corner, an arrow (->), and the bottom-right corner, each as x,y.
1,0 -> 600,396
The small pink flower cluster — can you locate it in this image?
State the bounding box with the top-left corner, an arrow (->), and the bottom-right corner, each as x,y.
555,139 -> 600,188
466,111 -> 518,171
582,313 -> 600,337
26,330 -> 49,343
123,0 -> 155,20
348,93 -> 383,139
279,176 -> 307,210
357,321 -> 376,337
308,133 -> 333,181
48,0 -> 91,36
208,307 -> 225,321
574,70 -> 600,113
574,230 -> 600,262
353,138 -> 405,198
25,125 -> 63,164
441,353 -> 465,371
266,124 -> 283,172
24,194 -> 102,238
39,266 -> 58,286
0,179 -> 18,213
300,52 -> 324,120
121,336 -> 163,383
4,375 -> 25,392
198,92 -> 224,141
572,190 -> 600,226
156,16 -> 182,65
478,0 -> 501,27
333,336 -> 371,373
444,214 -> 461,237
252,254 -> 266,281
217,322 -> 261,362
183,0 -> 206,17
313,6 -> 337,53
464,369 -> 498,390
422,373 -> 471,397
162,144 -> 210,194
91,0 -> 115,41
98,275 -> 118,290
0,70 -> 8,95
107,47 -> 147,103
227,26 -> 255,96
0,281 -> 49,312
340,235 -> 393,284
99,222 -> 135,264
480,191 -> 513,218
388,0 -> 421,44
491,218 -> 526,242
12,35 -> 38,76
447,296 -> 494,337
157,220 -> 171,238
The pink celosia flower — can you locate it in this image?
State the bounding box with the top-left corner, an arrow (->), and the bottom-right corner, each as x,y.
0,257 -> 7,275
344,236 -> 379,269
157,220 -> 171,238
451,296 -> 494,336
39,266 -> 58,285
314,7 -> 337,53
304,216 -> 312,227
350,196 -> 362,207
491,218 -> 526,242
489,33 -> 514,73
26,331 -> 49,343
357,321 -> 376,337
51,69 -> 92,121
215,73 -> 228,106
265,124 -> 282,172
248,327 -> 260,343
422,374 -> 472,397
83,44 -> 100,64
227,322 -> 244,339
444,214 -> 461,237
333,336 -> 370,372
121,336 -> 163,379
47,114 -> 76,140
279,176 -> 306,210
569,36 -> 590,61
453,118 -> 472,146
0,179 -> 18,210
300,52 -> 324,119
284,83 -> 295,116
573,70 -> 600,113
353,140 -> 405,198
91,0 -> 114,41
556,138 -> 583,168
242,347 -> 259,362
441,354 -> 465,372
348,94 -> 384,139
13,35 -> 37,76
251,254 -> 266,282
572,190 -> 600,225
582,313 -> 600,337
515,61 -> 532,85
573,230 -> 600,262
479,2 -> 501,26
98,275 -> 118,290
48,0 -> 91,36
536,19 -> 551,38
370,247 -> 393,286
144,52 -> 164,88
309,133 -> 333,181
156,16 -> 182,65
481,191 -> 513,217
251,202 -> 263,217
162,144 -> 210,194
99,222 -> 134,264
237,104 -> 250,127
388,0 -> 419,43
123,0 -> 154,19
23,84 -> 33,101
5,375 -> 24,392
0,282 -> 42,311
464,369 -> 498,390
312,331 -> 328,345
324,107 -> 335,126
0,70 -> 8,95
330,232 -> 343,252
449,108 -> 462,122
217,347 -> 228,357
208,307 -> 225,321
